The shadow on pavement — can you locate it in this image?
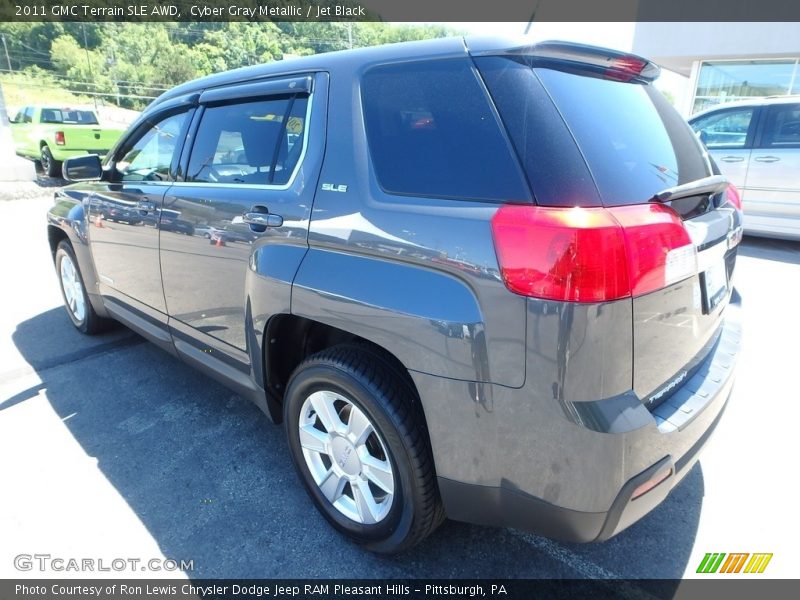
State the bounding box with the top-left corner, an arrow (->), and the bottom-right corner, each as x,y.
33,173 -> 67,188
738,236 -> 800,266
10,307 -> 704,579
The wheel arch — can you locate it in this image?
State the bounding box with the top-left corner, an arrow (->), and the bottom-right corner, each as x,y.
262,313 -> 427,430
47,199 -> 110,319
290,248 -> 496,384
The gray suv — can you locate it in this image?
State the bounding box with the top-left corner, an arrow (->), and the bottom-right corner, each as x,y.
47,37 -> 742,554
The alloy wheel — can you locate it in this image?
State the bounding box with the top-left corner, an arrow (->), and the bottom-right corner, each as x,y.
60,254 -> 86,322
298,390 -> 395,524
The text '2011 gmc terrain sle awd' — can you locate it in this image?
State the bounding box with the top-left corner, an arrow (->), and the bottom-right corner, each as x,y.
48,37 -> 742,553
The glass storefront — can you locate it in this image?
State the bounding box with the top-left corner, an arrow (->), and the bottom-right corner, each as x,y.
693,59 -> 800,113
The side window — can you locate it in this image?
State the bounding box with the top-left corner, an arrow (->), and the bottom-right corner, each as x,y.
186,94 -> 308,186
760,104 -> 800,148
690,108 -> 754,149
115,111 -> 189,182
20,107 -> 34,123
361,59 -> 529,202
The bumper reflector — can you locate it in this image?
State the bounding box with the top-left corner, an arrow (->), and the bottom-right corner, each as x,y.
631,465 -> 673,500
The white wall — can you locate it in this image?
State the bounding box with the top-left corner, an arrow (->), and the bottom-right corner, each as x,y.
633,22 -> 800,75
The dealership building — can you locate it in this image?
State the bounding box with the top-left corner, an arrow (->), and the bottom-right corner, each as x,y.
633,22 -> 800,115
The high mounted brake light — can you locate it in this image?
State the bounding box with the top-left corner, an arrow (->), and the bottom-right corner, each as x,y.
491,203 -> 696,303
470,40 -> 661,84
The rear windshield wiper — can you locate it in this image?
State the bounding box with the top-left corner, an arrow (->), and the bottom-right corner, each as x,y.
651,175 -> 729,203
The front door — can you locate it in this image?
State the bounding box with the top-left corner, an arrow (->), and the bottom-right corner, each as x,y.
89,108 -> 192,316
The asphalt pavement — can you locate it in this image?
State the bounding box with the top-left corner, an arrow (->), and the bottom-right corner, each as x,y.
1,185 -> 798,580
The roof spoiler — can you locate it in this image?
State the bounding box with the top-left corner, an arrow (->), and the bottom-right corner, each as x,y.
469,40 -> 661,84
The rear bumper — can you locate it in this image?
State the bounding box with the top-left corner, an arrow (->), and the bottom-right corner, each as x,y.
419,290 -> 741,542
438,382 -> 731,542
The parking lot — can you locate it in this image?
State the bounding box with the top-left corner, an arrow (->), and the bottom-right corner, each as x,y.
0,182 -> 798,580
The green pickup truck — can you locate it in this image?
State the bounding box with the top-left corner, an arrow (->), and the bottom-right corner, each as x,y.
10,105 -> 125,177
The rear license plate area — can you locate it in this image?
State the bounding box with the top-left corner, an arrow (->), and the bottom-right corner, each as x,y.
701,259 -> 728,313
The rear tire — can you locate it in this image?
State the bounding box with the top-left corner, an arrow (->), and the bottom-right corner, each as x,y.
55,241 -> 110,335
284,345 -> 444,553
41,145 -> 62,178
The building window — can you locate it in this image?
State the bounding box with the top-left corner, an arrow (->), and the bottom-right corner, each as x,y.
693,59 -> 800,113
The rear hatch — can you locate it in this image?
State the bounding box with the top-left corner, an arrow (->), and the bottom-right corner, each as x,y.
474,42 -> 743,409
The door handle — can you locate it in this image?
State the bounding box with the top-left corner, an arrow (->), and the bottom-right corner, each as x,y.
754,156 -> 780,163
720,156 -> 744,163
243,212 -> 283,228
136,199 -> 157,211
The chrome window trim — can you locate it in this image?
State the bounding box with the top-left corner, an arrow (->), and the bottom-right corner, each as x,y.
174,89 -> 314,192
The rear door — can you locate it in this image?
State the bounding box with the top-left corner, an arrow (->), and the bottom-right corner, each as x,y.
744,102 -> 800,237
160,74 -> 322,369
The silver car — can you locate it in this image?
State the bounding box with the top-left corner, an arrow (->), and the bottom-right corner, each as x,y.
690,96 -> 800,240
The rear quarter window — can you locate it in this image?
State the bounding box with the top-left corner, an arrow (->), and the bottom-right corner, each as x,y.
361,59 -> 530,202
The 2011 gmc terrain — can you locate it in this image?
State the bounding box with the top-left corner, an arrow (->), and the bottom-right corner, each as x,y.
47,37 -> 742,553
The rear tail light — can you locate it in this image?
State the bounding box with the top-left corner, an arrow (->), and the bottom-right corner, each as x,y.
491,203 -> 696,303
54,131 -> 65,145
725,184 -> 743,212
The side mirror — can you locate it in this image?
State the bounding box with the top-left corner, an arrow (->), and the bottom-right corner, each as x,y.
63,154 -> 103,182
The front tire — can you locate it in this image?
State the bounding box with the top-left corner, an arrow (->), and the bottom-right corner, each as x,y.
55,241 -> 109,335
284,345 -> 444,553
40,145 -> 62,178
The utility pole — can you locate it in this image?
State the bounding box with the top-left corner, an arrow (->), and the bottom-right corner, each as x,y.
81,24 -> 98,110
1,34 -> 11,72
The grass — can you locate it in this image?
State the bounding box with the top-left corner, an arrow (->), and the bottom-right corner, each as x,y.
1,72 -> 96,115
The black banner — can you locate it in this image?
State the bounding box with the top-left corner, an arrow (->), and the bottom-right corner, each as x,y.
3,580 -> 800,600
3,0 -> 800,22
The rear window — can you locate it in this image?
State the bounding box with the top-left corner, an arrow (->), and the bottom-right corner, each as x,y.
40,109 -> 99,125
478,57 -> 709,207
361,59 -> 530,202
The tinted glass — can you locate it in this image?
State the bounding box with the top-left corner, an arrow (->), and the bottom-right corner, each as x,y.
187,95 -> 308,186
361,59 -> 529,202
117,111 -> 188,182
761,104 -> 800,148
535,68 -> 709,206
40,109 -> 99,124
690,108 -> 754,149
476,57 -> 601,207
